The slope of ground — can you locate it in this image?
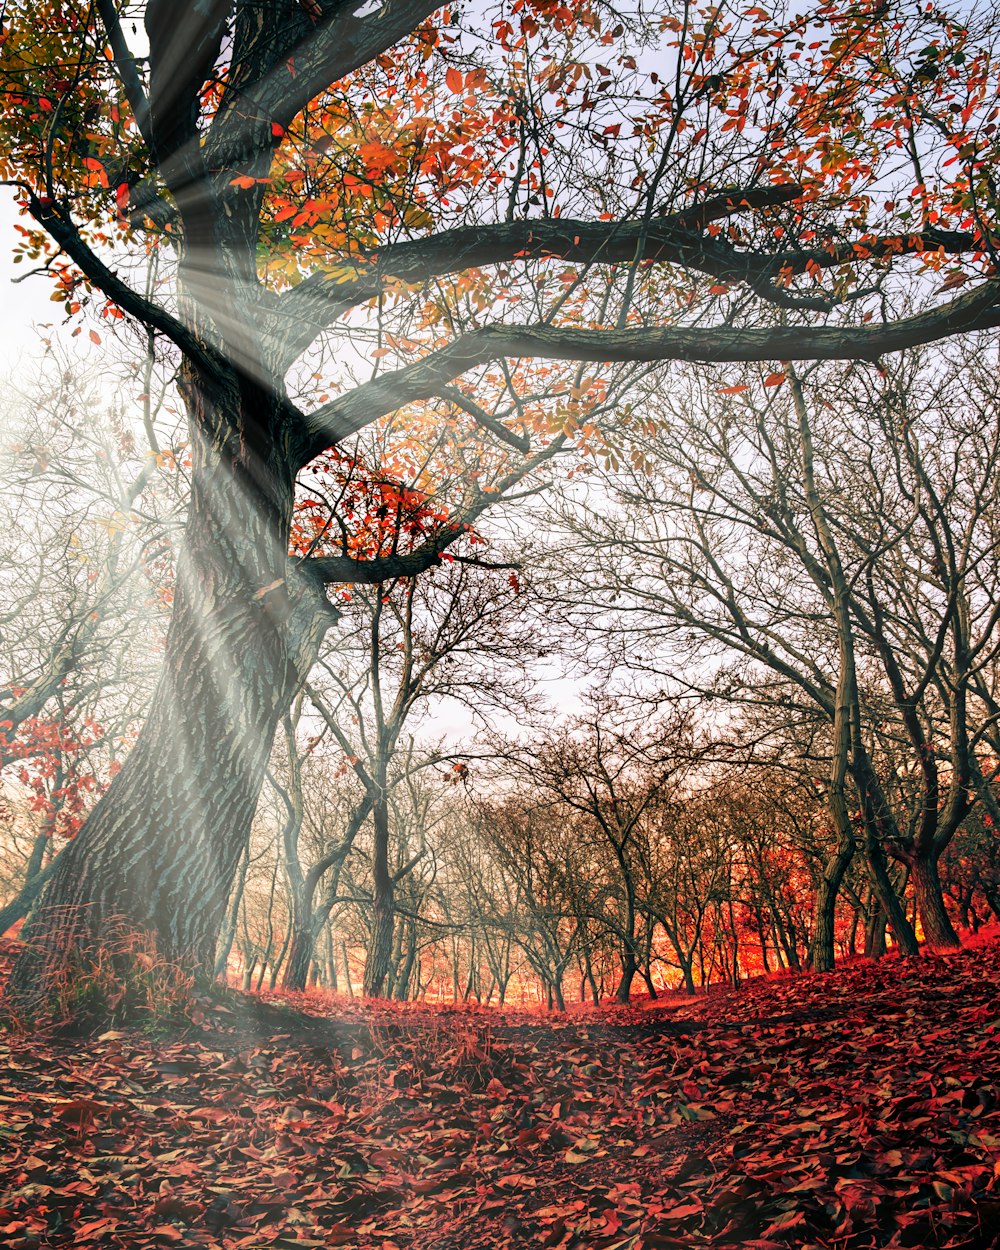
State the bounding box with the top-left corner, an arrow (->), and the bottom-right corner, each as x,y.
1,938 -> 999,1249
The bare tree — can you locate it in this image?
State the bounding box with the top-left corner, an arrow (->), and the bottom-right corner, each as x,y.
541,347 -> 1000,957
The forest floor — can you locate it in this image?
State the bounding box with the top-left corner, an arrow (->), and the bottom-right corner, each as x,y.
1,937 -> 999,1250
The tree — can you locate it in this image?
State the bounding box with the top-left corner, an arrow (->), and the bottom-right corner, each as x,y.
305,552 -> 537,994
267,701 -> 372,991
0,348 -> 182,932
5,0 -> 1000,1002
543,345 -> 1000,956
497,700 -> 696,1002
640,785 -> 735,993
473,797 -> 586,1011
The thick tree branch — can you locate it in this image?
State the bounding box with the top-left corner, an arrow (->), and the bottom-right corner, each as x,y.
207,0 -> 439,169
303,792 -> 374,908
145,0 -> 229,249
276,186 -> 984,365
94,0 -> 154,150
6,185 -> 229,383
298,280 -> 1000,465
278,187 -> 805,360
309,536 -> 467,585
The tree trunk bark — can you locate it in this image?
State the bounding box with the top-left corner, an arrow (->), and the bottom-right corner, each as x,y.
363,795 -> 394,996
775,909 -> 801,971
282,792 -> 371,992
847,904 -> 860,956
324,926 -> 338,991
268,922 -> 292,990
583,949 -> 600,1005
551,973 -> 566,1012
614,954 -> 637,1004
283,927 -> 316,992
861,815 -> 920,956
385,906 -> 407,998
809,840 -> 855,972
864,902 -> 888,958
8,411 -> 337,1007
394,919 -> 418,1000
909,852 -> 961,949
364,901 -> 395,998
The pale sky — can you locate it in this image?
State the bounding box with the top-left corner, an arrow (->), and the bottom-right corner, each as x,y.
0,189 -> 72,373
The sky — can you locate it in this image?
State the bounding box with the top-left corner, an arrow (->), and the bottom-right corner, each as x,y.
0,189 -> 71,375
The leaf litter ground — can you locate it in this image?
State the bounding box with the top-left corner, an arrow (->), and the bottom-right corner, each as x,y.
1,937 -> 999,1249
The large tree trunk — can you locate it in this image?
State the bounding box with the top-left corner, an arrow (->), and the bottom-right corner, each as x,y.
7,411 -> 336,1006
283,928 -> 317,992
909,851 -> 960,949
614,952 -> 637,1003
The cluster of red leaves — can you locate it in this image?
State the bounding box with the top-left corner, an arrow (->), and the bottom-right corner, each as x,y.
0,716 -> 108,839
292,447 -> 454,569
0,938 -> 998,1249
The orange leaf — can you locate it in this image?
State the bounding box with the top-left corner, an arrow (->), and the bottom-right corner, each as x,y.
89,329 -> 101,345
717,384 -> 750,395
445,66 -> 463,93
763,372 -> 786,387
